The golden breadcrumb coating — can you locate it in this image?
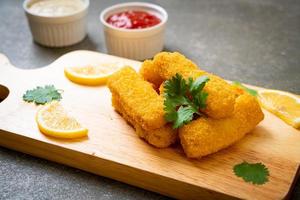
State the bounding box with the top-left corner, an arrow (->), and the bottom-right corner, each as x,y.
158,83 -> 165,95
140,52 -> 237,118
140,52 -> 197,88
179,94 -> 264,158
135,125 -> 177,148
108,67 -> 165,131
112,93 -> 177,148
140,60 -> 163,90
108,53 -> 264,154
108,67 -> 177,148
189,70 -> 238,119
152,52 -> 198,82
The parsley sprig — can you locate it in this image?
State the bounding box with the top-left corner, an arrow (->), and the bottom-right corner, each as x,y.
163,73 -> 209,129
233,161 -> 270,185
23,85 -> 62,105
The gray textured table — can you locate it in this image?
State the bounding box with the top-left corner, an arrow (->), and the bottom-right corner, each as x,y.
0,0 -> 299,199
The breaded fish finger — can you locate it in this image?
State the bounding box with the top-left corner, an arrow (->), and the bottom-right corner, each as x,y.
190,70 -> 238,119
141,52 -> 237,119
112,93 -> 177,148
135,125 -> 177,148
108,67 -> 177,147
139,60 -> 163,90
140,52 -> 197,89
179,94 -> 264,158
108,67 -> 165,131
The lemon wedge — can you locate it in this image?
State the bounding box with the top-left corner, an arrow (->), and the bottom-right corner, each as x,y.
64,63 -> 121,85
258,89 -> 300,129
36,101 -> 88,138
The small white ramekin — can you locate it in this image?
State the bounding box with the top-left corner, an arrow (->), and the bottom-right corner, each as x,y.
100,2 -> 168,60
23,0 -> 89,47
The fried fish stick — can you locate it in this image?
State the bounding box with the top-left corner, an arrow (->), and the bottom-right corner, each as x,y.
190,70 -> 238,119
179,94 -> 264,158
108,67 -> 165,131
108,67 -> 177,148
135,125 -> 177,148
140,52 -> 237,119
140,52 -> 197,89
140,60 -> 164,90
113,93 -> 176,147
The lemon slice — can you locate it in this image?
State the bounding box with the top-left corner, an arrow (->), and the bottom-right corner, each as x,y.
258,89 -> 300,129
36,101 -> 88,138
64,63 -> 122,85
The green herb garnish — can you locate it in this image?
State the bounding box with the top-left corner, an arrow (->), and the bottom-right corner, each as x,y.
233,161 -> 269,185
232,81 -> 258,96
163,73 -> 209,129
23,85 -> 62,105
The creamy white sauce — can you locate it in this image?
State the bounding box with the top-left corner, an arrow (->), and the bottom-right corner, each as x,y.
28,0 -> 85,17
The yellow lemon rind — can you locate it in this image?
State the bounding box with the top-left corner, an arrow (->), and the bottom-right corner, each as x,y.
260,103 -> 300,129
36,104 -> 88,139
258,89 -> 300,129
64,67 -> 111,86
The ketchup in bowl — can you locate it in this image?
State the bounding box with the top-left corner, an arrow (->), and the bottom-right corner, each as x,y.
106,10 -> 161,29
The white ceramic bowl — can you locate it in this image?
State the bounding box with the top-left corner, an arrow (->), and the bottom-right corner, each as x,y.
23,0 -> 89,47
100,2 -> 168,60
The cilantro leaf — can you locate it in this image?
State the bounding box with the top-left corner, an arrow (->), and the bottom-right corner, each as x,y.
233,161 -> 269,185
163,73 -> 209,129
164,74 -> 188,99
189,76 -> 209,94
172,105 -> 198,129
23,85 -> 62,105
192,89 -> 208,109
232,81 -> 258,97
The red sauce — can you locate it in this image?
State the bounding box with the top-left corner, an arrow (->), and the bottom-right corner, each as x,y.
106,10 -> 161,29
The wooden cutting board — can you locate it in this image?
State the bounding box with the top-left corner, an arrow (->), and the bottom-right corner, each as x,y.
0,50 -> 299,200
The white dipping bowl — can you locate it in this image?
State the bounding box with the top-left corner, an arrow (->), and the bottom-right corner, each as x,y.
100,2 -> 168,60
23,0 -> 89,47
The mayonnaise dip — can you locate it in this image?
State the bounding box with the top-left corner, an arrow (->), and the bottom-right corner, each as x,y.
28,0 -> 85,17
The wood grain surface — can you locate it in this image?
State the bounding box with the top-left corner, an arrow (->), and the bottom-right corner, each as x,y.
0,50 -> 299,200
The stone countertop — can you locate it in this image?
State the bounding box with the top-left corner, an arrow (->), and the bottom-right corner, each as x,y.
0,0 -> 299,199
